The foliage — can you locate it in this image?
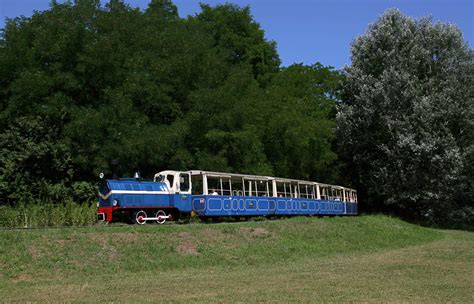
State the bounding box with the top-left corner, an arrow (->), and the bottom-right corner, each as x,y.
0,202 -> 96,227
0,0 -> 341,208
337,9 -> 474,223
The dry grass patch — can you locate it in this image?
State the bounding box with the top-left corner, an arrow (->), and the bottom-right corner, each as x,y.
240,227 -> 271,238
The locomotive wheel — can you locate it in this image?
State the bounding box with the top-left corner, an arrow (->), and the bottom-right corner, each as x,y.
134,210 -> 147,225
155,210 -> 167,225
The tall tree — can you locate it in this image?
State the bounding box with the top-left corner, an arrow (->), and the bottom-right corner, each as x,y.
0,0 -> 341,206
337,9 -> 473,224
262,63 -> 341,182
191,3 -> 280,85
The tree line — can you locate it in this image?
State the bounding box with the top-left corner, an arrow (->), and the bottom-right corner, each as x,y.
0,0 -> 472,226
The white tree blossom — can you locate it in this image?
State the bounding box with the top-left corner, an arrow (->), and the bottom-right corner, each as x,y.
337,9 -> 473,222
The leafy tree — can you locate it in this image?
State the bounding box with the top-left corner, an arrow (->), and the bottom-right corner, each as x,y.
191,3 -> 280,85
262,63 -> 342,182
0,118 -> 74,205
0,0 -> 341,207
337,9 -> 473,224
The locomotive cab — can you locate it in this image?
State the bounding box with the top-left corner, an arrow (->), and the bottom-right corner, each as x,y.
154,171 -> 192,195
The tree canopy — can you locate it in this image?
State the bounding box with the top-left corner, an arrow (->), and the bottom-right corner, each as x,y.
337,9 -> 473,225
0,0 -> 340,205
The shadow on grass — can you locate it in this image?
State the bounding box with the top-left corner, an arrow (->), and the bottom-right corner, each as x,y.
360,210 -> 474,232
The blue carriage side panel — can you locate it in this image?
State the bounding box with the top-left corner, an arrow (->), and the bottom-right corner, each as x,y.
192,195 -> 275,217
190,195 -> 348,217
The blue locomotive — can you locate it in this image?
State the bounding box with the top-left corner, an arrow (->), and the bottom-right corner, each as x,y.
97,170 -> 358,224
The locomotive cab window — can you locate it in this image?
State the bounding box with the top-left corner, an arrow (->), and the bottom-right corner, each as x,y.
179,173 -> 190,192
165,174 -> 175,189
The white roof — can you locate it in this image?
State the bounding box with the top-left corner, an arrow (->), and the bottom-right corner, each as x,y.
185,170 -> 356,192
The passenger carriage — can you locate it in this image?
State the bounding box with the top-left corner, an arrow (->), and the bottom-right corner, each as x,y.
97,170 -> 358,224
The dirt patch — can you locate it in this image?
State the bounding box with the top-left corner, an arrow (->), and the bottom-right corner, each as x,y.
202,229 -> 225,240
27,244 -> 44,259
11,273 -> 32,283
176,240 -> 199,256
27,237 -> 73,259
240,227 -> 271,238
175,232 -> 200,256
88,232 -> 140,245
177,232 -> 192,238
114,232 -> 140,243
80,234 -> 122,260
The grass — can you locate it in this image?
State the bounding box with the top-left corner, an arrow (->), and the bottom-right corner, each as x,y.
0,215 -> 472,302
0,203 -> 96,228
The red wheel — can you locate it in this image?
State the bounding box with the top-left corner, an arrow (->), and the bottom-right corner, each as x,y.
155,210 -> 167,224
134,210 -> 147,225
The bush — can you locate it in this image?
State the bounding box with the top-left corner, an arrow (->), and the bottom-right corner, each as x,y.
0,202 -> 97,228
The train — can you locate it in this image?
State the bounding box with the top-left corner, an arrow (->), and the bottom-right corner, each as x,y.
97,170 -> 358,224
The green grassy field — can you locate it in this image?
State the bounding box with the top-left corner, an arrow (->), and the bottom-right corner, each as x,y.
0,215 -> 472,303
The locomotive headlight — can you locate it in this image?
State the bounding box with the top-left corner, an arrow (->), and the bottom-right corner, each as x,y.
113,199 -> 119,206
97,201 -> 99,207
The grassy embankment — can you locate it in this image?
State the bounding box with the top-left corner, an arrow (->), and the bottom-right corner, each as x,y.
0,203 -> 96,228
0,215 -> 472,302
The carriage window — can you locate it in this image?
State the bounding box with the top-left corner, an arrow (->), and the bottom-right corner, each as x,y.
320,187 -> 328,200
293,184 -> 299,198
301,185 -> 309,198
222,178 -> 231,196
231,177 -> 244,196
332,188 -> 342,201
191,174 -> 203,195
328,187 -> 334,200
179,173 -> 190,192
310,185 -> 316,199
208,177 -> 221,195
256,180 -> 269,196
276,181 -> 293,198
276,182 -> 285,197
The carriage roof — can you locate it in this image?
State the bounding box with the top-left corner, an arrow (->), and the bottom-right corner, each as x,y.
185,170 -> 355,192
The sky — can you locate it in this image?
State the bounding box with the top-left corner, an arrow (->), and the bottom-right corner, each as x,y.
1,0 -> 473,69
